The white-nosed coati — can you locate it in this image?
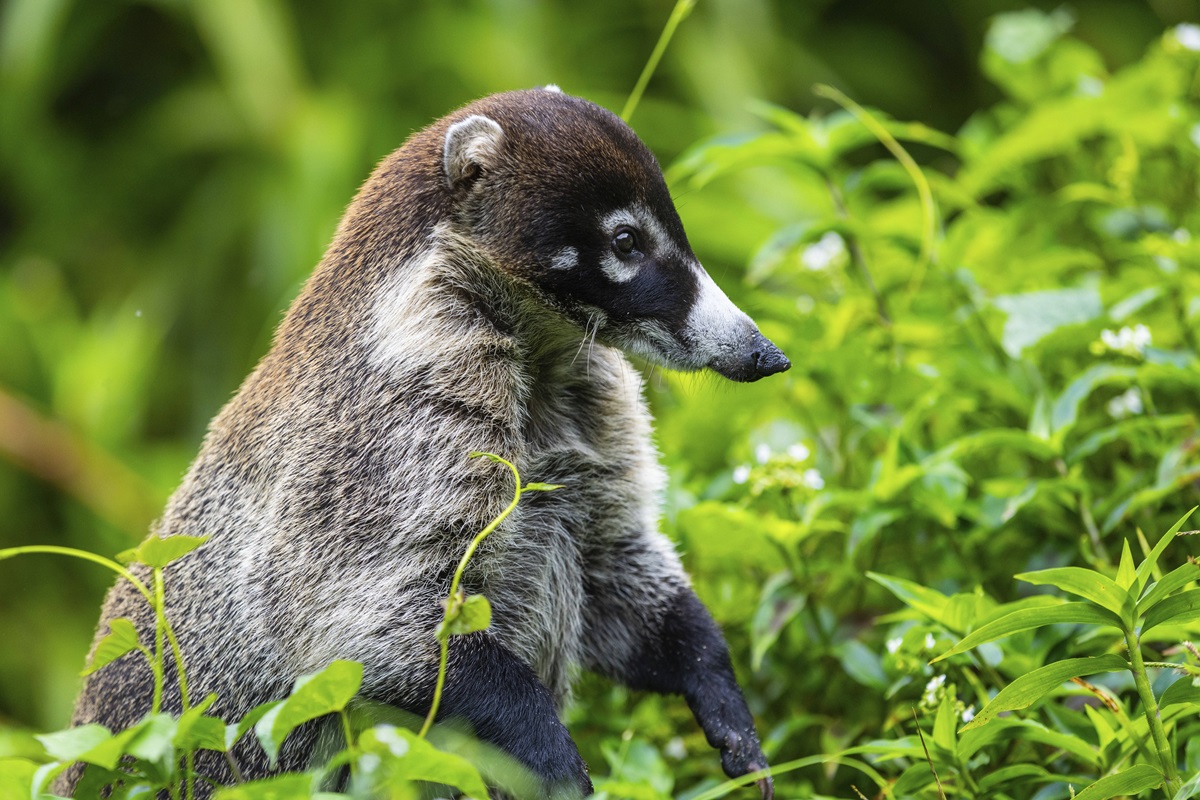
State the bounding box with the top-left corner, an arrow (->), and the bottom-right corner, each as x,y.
64,87 -> 788,799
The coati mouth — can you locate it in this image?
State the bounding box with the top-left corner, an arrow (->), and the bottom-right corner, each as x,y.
710,331 -> 791,383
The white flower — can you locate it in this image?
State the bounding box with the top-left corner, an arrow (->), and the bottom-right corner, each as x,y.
924,633 -> 936,651
1099,324 -> 1151,356
787,443 -> 811,461
1107,387 -> 1144,419
923,674 -> 946,704
755,443 -> 772,464
961,705 -> 976,723
886,637 -> 903,654
801,231 -> 846,271
801,468 -> 825,490
664,737 -> 688,760
1175,23 -> 1200,51
732,464 -> 751,485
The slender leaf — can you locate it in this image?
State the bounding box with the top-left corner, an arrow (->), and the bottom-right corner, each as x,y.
1115,540 -> 1136,590
36,724 -> 112,762
1071,764 -> 1162,800
1134,507 -> 1198,597
1160,676 -> 1200,710
1140,561 -> 1200,614
1143,590 -> 1200,634
1016,568 -> 1132,620
960,654 -> 1129,731
866,572 -> 950,628
933,602 -> 1121,662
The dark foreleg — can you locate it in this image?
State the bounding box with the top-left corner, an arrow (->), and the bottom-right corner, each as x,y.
606,587 -> 773,799
420,633 -> 593,799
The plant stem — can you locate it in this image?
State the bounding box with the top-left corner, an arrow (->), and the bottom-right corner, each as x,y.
418,455 -> 526,738
1124,629 -> 1181,795
621,0 -> 696,122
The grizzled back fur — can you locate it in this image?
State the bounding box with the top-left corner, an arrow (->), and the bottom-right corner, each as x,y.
62,88 -> 786,798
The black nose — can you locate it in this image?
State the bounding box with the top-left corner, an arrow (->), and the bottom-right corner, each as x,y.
751,339 -> 790,378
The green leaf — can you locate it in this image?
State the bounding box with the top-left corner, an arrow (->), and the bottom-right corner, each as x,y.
750,573 -> 805,671
361,725 -> 490,800
522,482 -> 564,492
1160,676 -> 1200,710
957,717 -> 1100,766
176,694 -> 227,752
1143,590 -> 1200,634
445,594 -> 491,636
960,654 -> 1129,731
227,701 -> 281,752
866,572 -> 951,629
81,618 -> 145,677
932,602 -> 1121,663
1071,764 -> 1162,800
1115,540 -> 1136,590
1135,508 -> 1199,599
1140,561 -> 1200,614
256,660 -> 363,765
213,772 -> 318,799
0,758 -> 37,800
1049,365 -> 1138,441
1016,568 -> 1132,620
932,691 -> 957,755
1175,769 -> 1200,800
129,535 -> 210,568
36,724 -> 112,762
978,764 -> 1055,793
993,287 -> 1103,358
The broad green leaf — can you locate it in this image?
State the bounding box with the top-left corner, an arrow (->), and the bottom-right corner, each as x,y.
1016,568 -> 1132,620
1140,560 -> 1200,614
1072,763 -> 1162,800
176,694 -> 226,752
1135,508 -> 1199,599
1143,590 -> 1200,634
36,724 -> 112,762
126,535 -> 210,568
960,654 -> 1129,731
1067,415 -> 1195,466
256,660 -> 363,765
82,618 -> 144,677
993,287 -> 1103,358
214,772 -> 317,799
0,758 -> 37,800
445,594 -> 491,636
362,725 -> 490,800
227,700 -> 280,752
932,691 -> 957,755
1160,676 -> 1200,710
866,572 -> 950,628
932,602 -> 1121,663
833,640 -> 887,691
1049,365 -> 1138,440
1115,540 -> 1136,590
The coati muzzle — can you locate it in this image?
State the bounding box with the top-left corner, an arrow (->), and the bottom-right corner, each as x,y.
712,330 -> 791,382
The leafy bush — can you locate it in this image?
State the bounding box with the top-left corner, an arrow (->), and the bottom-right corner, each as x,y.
3,7 -> 1200,800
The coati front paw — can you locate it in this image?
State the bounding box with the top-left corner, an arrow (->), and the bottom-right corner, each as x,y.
717,729 -> 773,800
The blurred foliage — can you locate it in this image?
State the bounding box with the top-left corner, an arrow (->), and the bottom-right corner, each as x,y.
4,0 -> 1200,798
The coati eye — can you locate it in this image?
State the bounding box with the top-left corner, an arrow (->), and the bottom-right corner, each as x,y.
612,227 -> 640,257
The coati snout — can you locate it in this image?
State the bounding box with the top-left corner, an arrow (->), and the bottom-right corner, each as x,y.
442,91 -> 790,386
65,87 -> 779,800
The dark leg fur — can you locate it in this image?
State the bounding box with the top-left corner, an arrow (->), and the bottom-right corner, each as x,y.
423,633 -> 593,799
620,588 -> 773,799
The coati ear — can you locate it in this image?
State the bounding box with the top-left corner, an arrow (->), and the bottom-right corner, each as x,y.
444,114 -> 505,191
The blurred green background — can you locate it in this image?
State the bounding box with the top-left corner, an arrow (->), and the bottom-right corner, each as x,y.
2,0 -> 1199,793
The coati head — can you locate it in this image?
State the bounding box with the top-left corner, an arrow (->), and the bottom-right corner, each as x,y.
441,87 -> 789,383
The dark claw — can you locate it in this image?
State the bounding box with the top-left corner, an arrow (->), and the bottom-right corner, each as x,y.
756,775 -> 774,800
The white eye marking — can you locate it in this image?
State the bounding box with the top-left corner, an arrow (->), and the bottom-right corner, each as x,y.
597,205 -> 680,284
551,246 -> 578,271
